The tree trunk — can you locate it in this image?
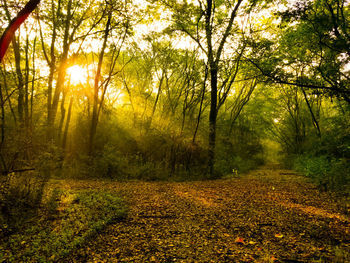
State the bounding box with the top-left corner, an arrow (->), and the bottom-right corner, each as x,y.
192,65 -> 208,143
301,87 -> 321,137
208,67 -> 218,177
30,37 -> 36,127
62,96 -> 73,150
0,69 -> 17,123
0,84 -> 5,149
58,90 -> 67,141
88,12 -> 111,155
24,36 -> 29,128
47,0 -> 71,140
147,72 -> 164,131
12,37 -> 24,124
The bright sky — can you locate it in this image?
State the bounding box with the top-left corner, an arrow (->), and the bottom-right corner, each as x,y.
67,65 -> 87,85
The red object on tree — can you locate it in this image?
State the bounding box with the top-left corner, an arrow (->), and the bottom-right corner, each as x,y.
0,0 -> 40,62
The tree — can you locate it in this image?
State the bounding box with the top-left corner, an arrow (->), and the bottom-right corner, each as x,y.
88,0 -> 132,155
248,0 -> 350,104
162,0 -> 262,176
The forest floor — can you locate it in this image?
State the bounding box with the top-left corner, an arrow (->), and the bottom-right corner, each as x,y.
62,165 -> 350,262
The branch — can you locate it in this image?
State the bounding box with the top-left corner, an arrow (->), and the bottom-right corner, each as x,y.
1,168 -> 35,175
245,56 -> 350,96
0,0 -> 41,62
215,0 -> 243,62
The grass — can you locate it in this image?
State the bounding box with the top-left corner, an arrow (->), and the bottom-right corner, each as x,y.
0,189 -> 127,262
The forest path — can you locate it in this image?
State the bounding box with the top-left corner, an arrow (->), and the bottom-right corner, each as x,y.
68,166 -> 350,262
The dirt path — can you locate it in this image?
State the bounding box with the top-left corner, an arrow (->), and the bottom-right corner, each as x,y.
67,166 -> 350,262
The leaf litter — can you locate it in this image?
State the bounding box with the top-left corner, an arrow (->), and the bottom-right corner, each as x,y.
65,166 -> 350,262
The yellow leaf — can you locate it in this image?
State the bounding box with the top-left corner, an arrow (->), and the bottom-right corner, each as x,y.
275,233 -> 284,238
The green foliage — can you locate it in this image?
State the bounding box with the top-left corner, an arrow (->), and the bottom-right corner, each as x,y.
215,112 -> 265,176
0,171 -> 48,233
293,155 -> 350,191
45,188 -> 62,217
0,189 -> 127,262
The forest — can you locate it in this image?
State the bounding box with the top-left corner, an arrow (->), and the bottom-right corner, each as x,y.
0,0 -> 349,262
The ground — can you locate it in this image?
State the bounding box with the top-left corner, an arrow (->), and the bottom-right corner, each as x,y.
61,165 -> 349,262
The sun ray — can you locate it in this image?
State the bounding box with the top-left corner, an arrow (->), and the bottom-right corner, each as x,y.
66,65 -> 87,85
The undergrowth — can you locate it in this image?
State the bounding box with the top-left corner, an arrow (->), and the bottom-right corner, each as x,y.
0,189 -> 127,262
293,155 -> 350,192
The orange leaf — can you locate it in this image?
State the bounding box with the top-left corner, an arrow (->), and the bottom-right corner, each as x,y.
271,256 -> 278,261
275,233 -> 284,238
235,237 -> 245,244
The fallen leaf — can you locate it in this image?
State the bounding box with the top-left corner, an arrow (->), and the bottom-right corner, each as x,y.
235,237 -> 245,244
271,256 -> 278,261
275,233 -> 284,238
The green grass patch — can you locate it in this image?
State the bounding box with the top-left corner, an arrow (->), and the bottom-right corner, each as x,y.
0,189 -> 127,262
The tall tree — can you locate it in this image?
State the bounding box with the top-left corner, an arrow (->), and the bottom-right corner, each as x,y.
88,0 -> 132,155
248,0 -> 350,104
163,0 -> 260,176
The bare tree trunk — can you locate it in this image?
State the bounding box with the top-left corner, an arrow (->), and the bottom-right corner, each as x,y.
12,37 -> 25,124
301,87 -> 321,137
47,0 -> 71,140
192,65 -> 208,143
58,90 -> 67,141
30,37 -> 36,127
228,80 -> 256,136
147,72 -> 165,131
62,96 -> 73,150
24,36 -> 30,128
122,73 -> 136,126
208,66 -> 218,177
88,12 -> 111,155
0,84 -> 5,149
0,83 -> 6,171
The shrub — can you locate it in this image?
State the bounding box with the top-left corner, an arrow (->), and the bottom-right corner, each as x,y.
293,155 -> 350,191
0,190 -> 127,262
0,171 -> 48,233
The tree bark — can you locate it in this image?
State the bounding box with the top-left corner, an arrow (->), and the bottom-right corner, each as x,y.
47,0 -> 72,140
12,37 -> 25,124
88,12 -> 111,155
24,36 -> 30,128
62,96 -> 73,150
208,67 -> 218,177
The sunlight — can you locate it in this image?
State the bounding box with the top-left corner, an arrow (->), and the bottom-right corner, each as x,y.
66,65 -> 87,85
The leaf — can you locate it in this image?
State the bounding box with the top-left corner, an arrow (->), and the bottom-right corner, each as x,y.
235,237 -> 245,244
275,233 -> 284,238
271,256 -> 278,261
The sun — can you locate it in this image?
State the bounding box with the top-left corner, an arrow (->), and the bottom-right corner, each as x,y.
66,65 -> 87,85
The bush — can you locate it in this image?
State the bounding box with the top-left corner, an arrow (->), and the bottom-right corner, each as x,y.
92,144 -> 130,179
293,155 -> 350,191
0,171 -> 48,234
215,133 -> 264,176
